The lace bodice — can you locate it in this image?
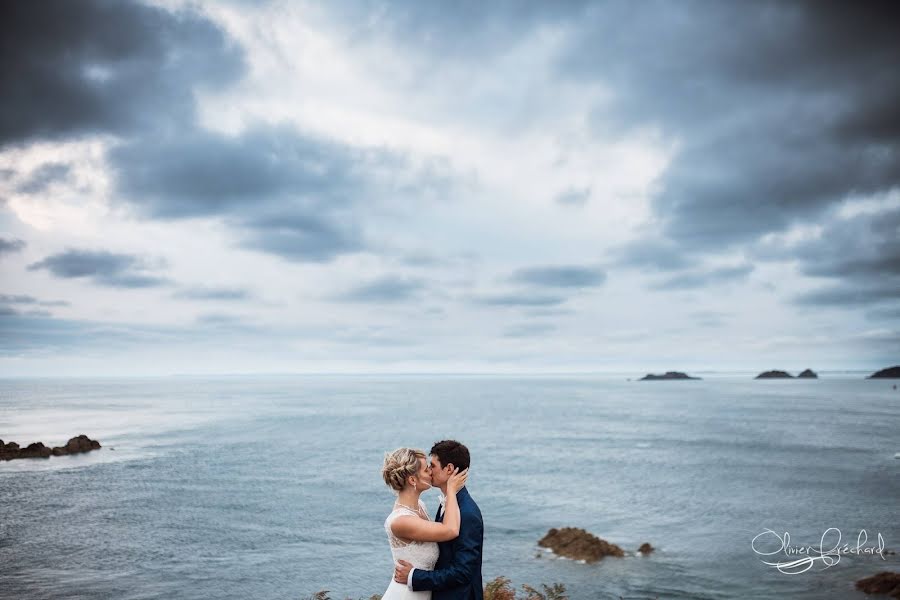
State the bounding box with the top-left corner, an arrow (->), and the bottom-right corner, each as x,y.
384,499 -> 439,570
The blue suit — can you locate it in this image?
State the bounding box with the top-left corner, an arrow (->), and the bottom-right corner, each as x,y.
411,487 -> 483,600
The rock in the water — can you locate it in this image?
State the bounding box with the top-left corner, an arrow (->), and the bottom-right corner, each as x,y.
855,572 -> 900,598
869,366 -> 900,379
538,528 -> 625,563
639,371 -> 701,381
0,440 -> 21,461
637,542 -> 654,555
0,435 -> 101,461
22,442 -> 52,459
755,370 -> 794,379
797,369 -> 818,379
1,440 -> 51,459
64,434 -> 101,454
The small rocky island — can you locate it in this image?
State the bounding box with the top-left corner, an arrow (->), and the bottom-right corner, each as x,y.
538,528 -> 625,562
869,366 -> 900,379
855,572 -> 900,598
637,542 -> 654,555
755,370 -> 794,379
0,435 -> 101,461
797,369 -> 818,378
639,371 -> 701,380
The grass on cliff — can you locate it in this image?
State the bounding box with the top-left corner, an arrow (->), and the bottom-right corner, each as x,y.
302,577 -> 568,600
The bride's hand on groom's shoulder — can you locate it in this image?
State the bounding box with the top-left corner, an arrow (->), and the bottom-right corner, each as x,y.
447,467 -> 468,493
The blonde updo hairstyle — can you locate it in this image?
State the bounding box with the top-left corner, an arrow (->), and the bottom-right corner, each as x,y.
383,447 -> 426,492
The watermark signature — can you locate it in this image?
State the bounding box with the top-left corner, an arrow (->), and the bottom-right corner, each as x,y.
752,528 -> 888,574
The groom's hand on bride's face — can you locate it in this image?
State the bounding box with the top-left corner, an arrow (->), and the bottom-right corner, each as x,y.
394,559 -> 412,583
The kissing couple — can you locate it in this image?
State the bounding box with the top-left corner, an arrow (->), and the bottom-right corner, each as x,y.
381,440 -> 484,600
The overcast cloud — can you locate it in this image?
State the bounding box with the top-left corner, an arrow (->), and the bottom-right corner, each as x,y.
0,0 -> 896,375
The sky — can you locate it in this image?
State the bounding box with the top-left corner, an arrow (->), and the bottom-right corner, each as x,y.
1,0 -> 898,376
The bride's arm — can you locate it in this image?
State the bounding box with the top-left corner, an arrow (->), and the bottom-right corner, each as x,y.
391,468 -> 468,543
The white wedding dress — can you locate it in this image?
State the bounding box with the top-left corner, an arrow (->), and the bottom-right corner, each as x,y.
381,499 -> 439,600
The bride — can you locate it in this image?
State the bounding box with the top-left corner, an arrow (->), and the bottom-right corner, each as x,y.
381,447 -> 468,599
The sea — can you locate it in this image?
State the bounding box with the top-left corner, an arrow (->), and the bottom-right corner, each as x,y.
1,374 -> 898,600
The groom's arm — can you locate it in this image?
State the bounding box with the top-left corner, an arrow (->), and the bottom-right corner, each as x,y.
410,511 -> 483,591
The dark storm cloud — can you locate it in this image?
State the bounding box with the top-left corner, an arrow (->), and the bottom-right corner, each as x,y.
108,124 -> 441,262
2,1 -> 454,265
27,249 -> 169,288
651,264 -> 754,291
16,163 -> 71,194
647,129 -> 899,250
334,275 -> 426,303
793,208 -> 900,280
345,2 -> 900,302
108,126 -> 378,218
173,287 -> 253,301
0,0 -> 244,146
560,1 -> 900,253
107,119 -> 456,262
510,265 -> 605,288
0,1 -> 383,264
751,206 -> 900,308
0,237 -> 26,256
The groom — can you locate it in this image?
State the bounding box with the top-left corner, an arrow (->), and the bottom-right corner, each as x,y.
394,439 -> 484,600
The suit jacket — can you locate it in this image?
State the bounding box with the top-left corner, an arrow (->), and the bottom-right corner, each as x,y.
410,486 -> 484,600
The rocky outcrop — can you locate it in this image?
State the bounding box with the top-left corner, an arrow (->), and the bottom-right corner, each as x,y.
0,435 -> 101,461
869,366 -> 900,379
855,572 -> 900,598
639,371 -> 701,380
637,542 -> 654,555
755,370 -> 793,379
0,441 -> 52,459
538,528 -> 625,563
61,434 -> 101,454
797,369 -> 818,378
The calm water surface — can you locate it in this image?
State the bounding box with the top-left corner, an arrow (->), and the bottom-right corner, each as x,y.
1,375 -> 898,599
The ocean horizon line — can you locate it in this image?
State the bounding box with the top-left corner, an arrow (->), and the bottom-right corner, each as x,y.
0,367 -> 887,380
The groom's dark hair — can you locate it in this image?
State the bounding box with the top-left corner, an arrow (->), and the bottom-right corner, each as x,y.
430,439 -> 470,471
